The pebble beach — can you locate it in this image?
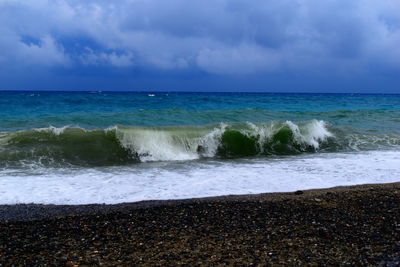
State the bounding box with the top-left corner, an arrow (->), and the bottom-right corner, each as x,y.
1,182 -> 399,266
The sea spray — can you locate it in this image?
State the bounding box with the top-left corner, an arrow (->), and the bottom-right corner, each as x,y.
116,127 -> 200,161
0,120 -> 399,167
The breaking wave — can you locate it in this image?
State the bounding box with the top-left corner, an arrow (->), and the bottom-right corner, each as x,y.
1,120 -> 399,167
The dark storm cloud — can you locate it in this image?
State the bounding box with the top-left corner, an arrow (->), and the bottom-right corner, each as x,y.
0,0 -> 399,91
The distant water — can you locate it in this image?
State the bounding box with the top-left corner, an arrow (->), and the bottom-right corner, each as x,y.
0,91 -> 399,204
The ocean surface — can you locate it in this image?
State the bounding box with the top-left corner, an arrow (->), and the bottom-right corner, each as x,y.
1,91 -> 399,204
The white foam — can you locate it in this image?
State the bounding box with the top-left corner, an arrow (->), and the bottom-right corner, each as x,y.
115,124 -> 226,161
0,150 -> 399,205
35,125 -> 70,135
118,128 -> 199,161
198,123 -> 226,157
298,120 -> 333,149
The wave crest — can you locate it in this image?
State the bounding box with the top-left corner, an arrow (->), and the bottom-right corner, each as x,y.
0,120 -> 399,166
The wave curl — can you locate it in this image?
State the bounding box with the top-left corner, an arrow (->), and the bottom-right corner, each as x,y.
1,120 -> 399,166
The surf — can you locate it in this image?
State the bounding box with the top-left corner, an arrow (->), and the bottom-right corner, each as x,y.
0,120 -> 399,167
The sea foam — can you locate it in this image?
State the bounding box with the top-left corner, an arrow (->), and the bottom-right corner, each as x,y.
0,150 -> 399,204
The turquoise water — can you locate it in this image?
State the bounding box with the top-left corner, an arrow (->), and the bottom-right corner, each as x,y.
1,92 -> 400,132
1,91 -> 399,204
1,92 -> 400,167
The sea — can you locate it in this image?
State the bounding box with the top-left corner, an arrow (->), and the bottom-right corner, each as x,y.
0,91 -> 399,204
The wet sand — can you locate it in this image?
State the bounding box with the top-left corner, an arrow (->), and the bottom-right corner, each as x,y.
1,182 -> 399,266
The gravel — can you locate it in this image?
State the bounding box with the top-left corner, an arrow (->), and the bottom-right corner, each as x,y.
0,182 -> 399,266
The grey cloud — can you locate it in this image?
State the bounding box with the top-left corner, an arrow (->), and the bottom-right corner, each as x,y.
79,48 -> 134,67
197,44 -> 281,75
0,0 -> 399,75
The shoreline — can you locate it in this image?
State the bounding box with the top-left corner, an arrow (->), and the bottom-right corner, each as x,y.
1,182 -> 399,222
1,182 -> 399,265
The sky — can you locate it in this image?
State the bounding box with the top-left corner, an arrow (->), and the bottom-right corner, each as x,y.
0,0 -> 399,93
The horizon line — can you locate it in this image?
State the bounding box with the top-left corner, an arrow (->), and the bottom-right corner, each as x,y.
0,89 -> 399,95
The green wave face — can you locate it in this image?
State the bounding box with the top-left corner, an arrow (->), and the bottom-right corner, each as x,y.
218,130 -> 260,157
1,120 -> 399,167
264,125 -> 306,155
1,128 -> 136,166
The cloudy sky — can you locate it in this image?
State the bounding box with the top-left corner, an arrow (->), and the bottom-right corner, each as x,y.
0,0 -> 399,92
